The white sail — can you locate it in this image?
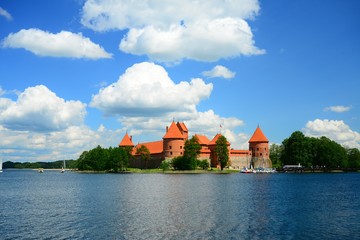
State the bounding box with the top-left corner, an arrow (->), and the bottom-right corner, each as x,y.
0,159 -> 3,172
61,160 -> 65,173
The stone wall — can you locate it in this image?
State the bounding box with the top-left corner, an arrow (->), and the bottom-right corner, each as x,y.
251,157 -> 272,168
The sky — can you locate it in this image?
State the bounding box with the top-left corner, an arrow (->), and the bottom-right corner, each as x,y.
0,0 -> 359,162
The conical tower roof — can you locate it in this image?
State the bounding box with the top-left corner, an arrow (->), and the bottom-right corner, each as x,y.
119,133 -> 134,147
249,126 -> 269,143
208,133 -> 230,145
163,121 -> 185,139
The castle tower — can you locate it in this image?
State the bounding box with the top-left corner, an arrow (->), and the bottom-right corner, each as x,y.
248,126 -> 271,168
163,121 -> 187,159
119,132 -> 134,148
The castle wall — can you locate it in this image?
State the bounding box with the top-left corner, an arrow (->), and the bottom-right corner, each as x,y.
251,157 -> 272,168
229,156 -> 251,169
130,153 -> 164,169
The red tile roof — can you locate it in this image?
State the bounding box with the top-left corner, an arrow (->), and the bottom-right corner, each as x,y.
249,126 -> 269,143
177,122 -> 188,132
119,133 -> 134,147
134,140 -> 164,155
163,121 -> 185,139
195,134 -> 210,145
208,133 -> 230,145
230,149 -> 250,154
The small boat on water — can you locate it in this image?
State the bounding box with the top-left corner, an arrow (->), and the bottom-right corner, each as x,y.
60,160 -> 66,173
38,168 -> 44,173
254,167 -> 277,173
240,167 -> 255,173
0,159 -> 3,173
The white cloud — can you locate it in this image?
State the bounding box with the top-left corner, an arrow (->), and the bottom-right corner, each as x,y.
303,119 -> 360,148
81,0 -> 264,62
2,28 -> 112,59
90,61 -> 248,148
324,105 -> 352,113
90,62 -> 213,116
0,85 -> 87,132
0,7 -> 12,21
202,65 -> 236,79
0,124 -> 123,162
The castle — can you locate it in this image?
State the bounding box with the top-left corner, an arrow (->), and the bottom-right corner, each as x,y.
119,121 -> 272,169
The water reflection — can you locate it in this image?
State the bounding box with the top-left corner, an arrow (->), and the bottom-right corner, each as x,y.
1,171 -> 360,239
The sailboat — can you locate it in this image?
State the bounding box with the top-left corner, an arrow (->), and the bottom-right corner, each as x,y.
0,159 -> 3,173
61,160 -> 66,173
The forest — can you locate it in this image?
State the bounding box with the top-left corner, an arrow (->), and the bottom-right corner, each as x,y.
270,131 -> 360,170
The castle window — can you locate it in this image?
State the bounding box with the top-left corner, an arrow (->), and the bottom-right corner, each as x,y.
260,153 -> 262,156
257,148 -> 259,151
265,147 -> 267,151
169,146 -> 172,149
170,152 -> 173,155
180,146 -> 183,149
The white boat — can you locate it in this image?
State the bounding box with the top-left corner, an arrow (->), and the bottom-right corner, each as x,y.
38,168 -> 44,173
0,159 -> 3,173
61,160 -> 66,173
240,167 -> 255,173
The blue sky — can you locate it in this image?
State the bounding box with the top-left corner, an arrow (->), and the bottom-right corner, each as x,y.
0,0 -> 359,162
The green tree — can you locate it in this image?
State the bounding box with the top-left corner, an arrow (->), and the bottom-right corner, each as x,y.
347,148 -> 360,169
316,137 -> 347,169
216,135 -> 229,170
281,131 -> 312,167
136,145 -> 151,169
269,144 -> 283,168
171,156 -> 186,170
160,160 -> 171,171
183,135 -> 201,170
197,159 -> 209,170
77,150 -> 91,170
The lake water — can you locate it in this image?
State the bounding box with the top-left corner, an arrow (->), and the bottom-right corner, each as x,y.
1,170 -> 359,240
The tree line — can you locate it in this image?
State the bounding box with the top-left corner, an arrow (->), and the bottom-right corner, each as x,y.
3,160 -> 77,169
270,131 -> 360,170
76,145 -> 133,172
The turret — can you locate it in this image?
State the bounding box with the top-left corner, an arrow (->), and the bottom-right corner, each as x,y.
119,133 -> 134,148
248,126 -> 271,168
163,121 -> 187,158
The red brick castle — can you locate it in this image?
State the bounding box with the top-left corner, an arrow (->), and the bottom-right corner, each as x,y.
119,121 -> 271,169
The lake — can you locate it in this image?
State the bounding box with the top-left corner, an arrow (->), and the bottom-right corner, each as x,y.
1,170 -> 359,239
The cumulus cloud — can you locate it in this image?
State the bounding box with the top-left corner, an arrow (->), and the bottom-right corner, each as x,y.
2,28 -> 112,59
202,65 -> 236,79
303,119 -> 360,148
324,105 -> 352,113
81,0 -> 264,62
0,124 -> 123,162
0,7 -> 12,21
90,62 -> 213,116
0,85 -> 87,132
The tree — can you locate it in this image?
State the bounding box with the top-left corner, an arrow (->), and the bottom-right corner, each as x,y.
269,144 -> 283,168
281,131 -> 312,167
136,145 -> 151,169
197,159 -> 209,170
315,137 -> 347,169
171,156 -> 186,170
347,148 -> 360,169
183,135 -> 202,170
216,135 -> 229,170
